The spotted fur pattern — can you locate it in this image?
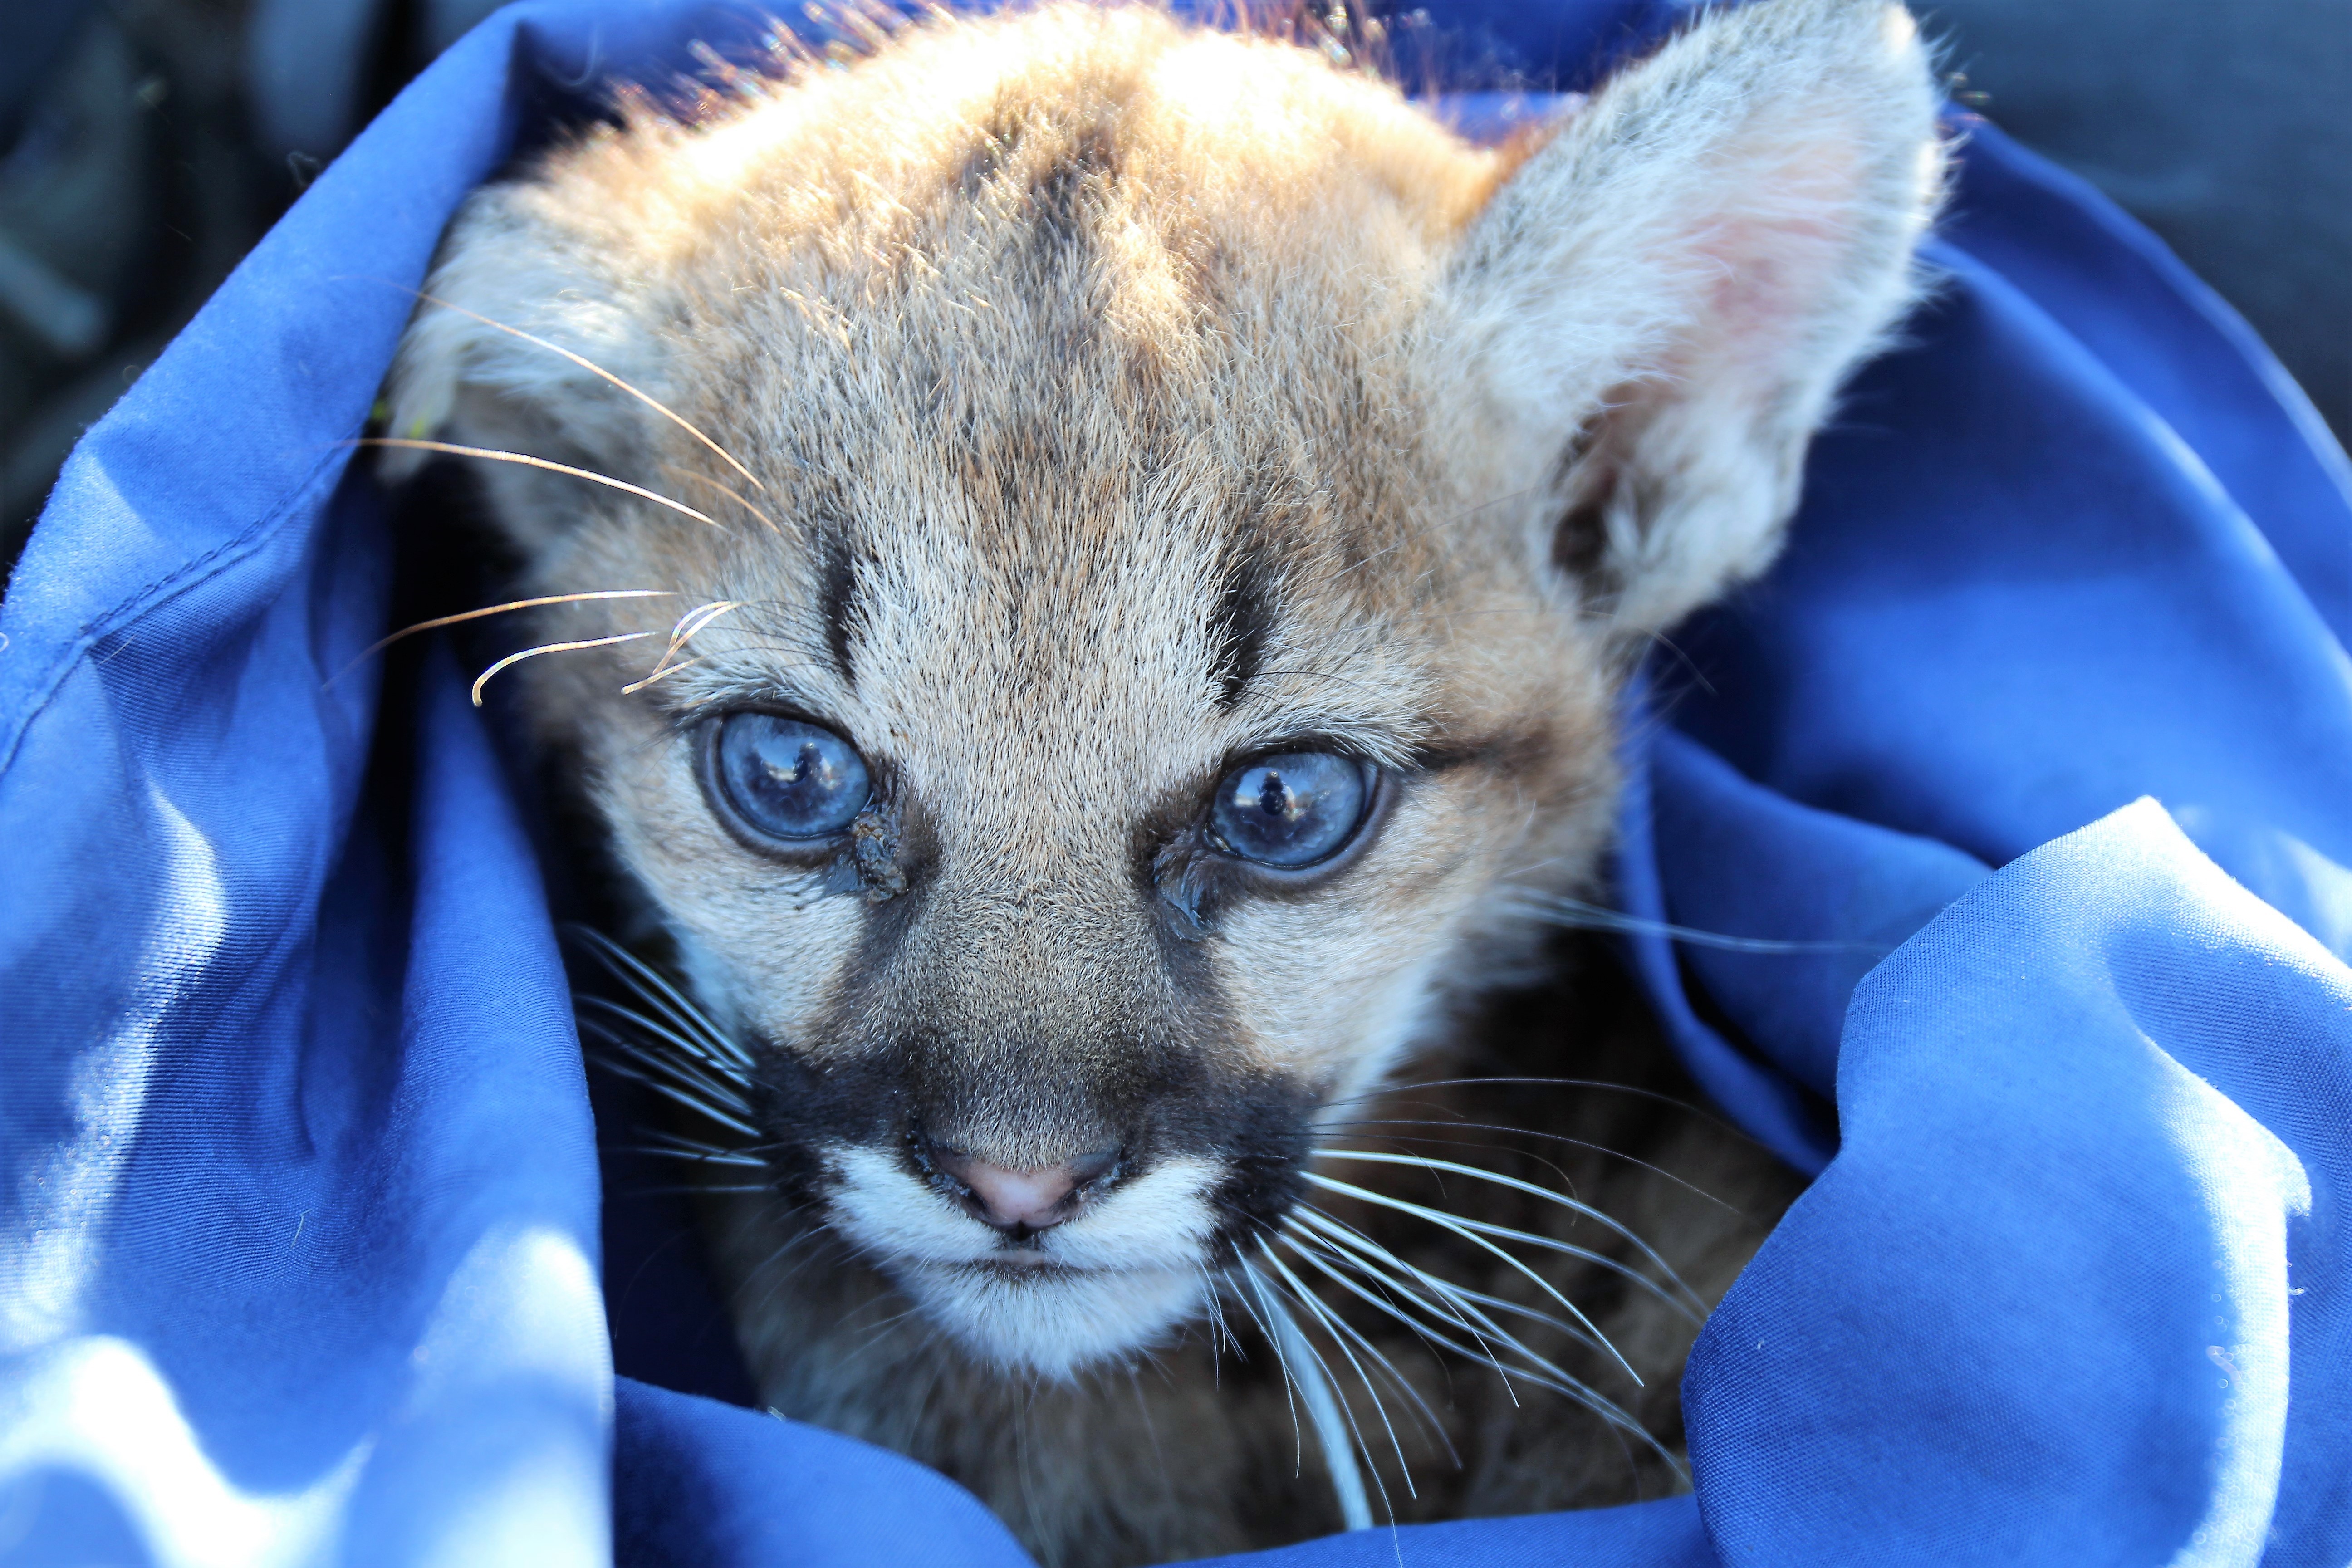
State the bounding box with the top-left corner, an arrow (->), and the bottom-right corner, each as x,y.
384,1 -> 1940,1560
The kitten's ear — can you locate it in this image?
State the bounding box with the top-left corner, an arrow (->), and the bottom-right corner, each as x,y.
1435,0 -> 1943,634
380,188 -> 667,550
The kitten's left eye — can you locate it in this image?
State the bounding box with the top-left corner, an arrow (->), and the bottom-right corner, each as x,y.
1210,751 -> 1371,869
708,712 -> 871,841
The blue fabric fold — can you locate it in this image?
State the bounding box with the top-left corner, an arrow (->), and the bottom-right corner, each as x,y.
2,2 -> 2348,1565
612,1379 -> 1032,1568
1686,801 -> 2352,1568
1620,125 -> 2352,1175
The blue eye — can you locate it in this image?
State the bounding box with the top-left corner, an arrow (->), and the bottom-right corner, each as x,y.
711,713 -> 872,841
1210,751 -> 1371,869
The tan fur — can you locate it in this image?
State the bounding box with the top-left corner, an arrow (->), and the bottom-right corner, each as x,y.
383,2 -> 1940,1561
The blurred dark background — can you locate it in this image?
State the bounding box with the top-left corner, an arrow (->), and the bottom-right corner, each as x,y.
1921,0 -> 2350,444
0,0 -> 2344,586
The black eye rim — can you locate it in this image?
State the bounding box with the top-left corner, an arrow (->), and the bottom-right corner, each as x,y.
692,706 -> 877,861
1203,746 -> 1385,877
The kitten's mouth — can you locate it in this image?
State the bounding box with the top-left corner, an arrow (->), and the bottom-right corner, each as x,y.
962,1252 -> 1074,1275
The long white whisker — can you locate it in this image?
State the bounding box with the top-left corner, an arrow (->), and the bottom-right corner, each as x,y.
1279,1230 -> 1567,1416
1240,1254 -> 1377,1531
574,997 -> 752,1086
1196,1264 -> 1242,1369
602,1060 -> 752,1121
627,1127 -> 746,1155
1504,892 -> 1882,955
602,946 -> 753,1071
1222,1266 -> 1306,1475
670,600 -> 740,641
569,992 -> 734,1081
1283,1230 -> 1601,1419
1383,1264 -> 1612,1357
1302,1172 -> 1642,1385
621,654 -> 713,695
1288,1210 -> 1538,1398
1260,1242 -> 1452,1479
586,1052 -> 763,1136
1283,1215 -> 1525,1356
1316,1151 -> 1701,1317
1319,1078 -> 1730,1123
1302,1172 -> 1637,1362
1271,1248 -> 1464,1444
1309,1225 -> 1627,1379
1323,1118 -> 1734,1210
1282,1223 -> 1673,1465
627,1142 -> 769,1170
568,928 -> 754,1070
1260,1251 -> 1419,1490
576,1018 -> 759,1130
636,600 -> 744,691
575,1006 -> 731,1081
580,1029 -> 751,1113
574,1018 -> 754,1119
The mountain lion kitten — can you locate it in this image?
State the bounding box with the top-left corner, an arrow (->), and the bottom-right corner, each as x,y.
381,0 -> 1940,1560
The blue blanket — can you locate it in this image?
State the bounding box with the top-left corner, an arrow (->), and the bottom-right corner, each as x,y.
3,3 -> 2348,1564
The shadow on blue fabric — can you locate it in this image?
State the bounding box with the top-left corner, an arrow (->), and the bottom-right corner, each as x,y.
0,2 -> 2347,1565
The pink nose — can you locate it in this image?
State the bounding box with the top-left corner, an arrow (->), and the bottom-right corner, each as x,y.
931,1147 -> 1118,1231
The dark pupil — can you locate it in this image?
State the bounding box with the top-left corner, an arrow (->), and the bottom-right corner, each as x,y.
1212,751 -> 1367,868
716,714 -> 871,840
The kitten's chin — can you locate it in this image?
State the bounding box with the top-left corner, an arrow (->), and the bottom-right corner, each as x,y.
895,1260 -> 1204,1377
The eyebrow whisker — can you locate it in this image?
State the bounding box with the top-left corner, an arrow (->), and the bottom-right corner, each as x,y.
632,600 -> 745,693
326,588 -> 676,686
351,438 -> 729,531
471,630 -> 660,706
405,286 -> 769,494
622,655 -> 714,696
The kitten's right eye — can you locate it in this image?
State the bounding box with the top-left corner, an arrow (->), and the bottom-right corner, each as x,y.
708,713 -> 872,841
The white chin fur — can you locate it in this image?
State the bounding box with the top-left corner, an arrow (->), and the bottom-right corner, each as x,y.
824,1144 -> 1223,1375
897,1261 -> 1204,1377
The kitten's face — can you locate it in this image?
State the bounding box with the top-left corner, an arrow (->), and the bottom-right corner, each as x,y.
533,181 -> 1623,1373
386,1 -> 1938,1373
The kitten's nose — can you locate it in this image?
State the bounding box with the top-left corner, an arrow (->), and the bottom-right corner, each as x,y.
929,1145 -> 1119,1231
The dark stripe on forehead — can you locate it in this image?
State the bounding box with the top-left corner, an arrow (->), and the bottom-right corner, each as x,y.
817,531 -> 863,692
1207,545 -> 1274,710
960,101 -> 1119,261
1028,123 -> 1117,249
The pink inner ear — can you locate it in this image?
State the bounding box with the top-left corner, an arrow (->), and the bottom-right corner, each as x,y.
1429,0 -> 1941,633
1688,132 -> 1875,378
